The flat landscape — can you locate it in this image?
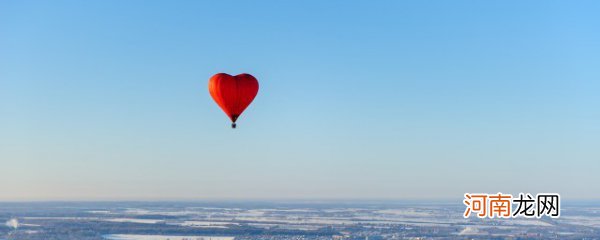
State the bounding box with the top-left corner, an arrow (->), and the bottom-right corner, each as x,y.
1,201 -> 599,239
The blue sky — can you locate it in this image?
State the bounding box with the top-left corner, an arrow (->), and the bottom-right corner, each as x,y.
1,1 -> 599,200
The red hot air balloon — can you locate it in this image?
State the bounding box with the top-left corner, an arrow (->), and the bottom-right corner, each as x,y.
208,73 -> 259,128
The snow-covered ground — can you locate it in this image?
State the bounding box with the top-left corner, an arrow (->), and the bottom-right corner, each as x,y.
104,234 -> 234,240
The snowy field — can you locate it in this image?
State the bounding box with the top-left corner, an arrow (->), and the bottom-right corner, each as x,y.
103,234 -> 234,240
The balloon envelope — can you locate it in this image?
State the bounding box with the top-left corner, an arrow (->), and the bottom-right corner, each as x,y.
208,73 -> 259,126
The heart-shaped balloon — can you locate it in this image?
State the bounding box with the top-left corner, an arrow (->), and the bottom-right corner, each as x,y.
208,73 -> 259,128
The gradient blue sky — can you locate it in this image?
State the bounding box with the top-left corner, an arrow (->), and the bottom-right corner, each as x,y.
1,1 -> 599,200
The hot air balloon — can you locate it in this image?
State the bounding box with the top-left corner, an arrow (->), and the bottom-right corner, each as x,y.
208,73 -> 259,128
